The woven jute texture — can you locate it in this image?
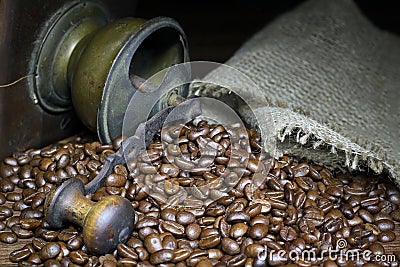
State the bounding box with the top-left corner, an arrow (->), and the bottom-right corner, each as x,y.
190,0 -> 400,184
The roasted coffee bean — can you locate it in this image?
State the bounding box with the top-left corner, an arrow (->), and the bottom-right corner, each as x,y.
358,209 -> 374,223
162,234 -> 177,250
377,231 -> 396,242
293,190 -> 306,209
226,211 -> 250,223
0,206 -> 13,220
149,249 -> 174,265
39,242 -> 61,260
11,225 -> 34,238
374,212 -> 393,222
144,233 -> 163,253
229,222 -> 248,239
369,243 -> 385,255
0,193 -> 6,205
6,192 -> 22,202
105,174 -> 126,188
392,210 -> 400,221
268,250 -> 288,266
280,226 -> 297,241
67,236 -> 83,251
136,247 -> 149,261
0,231 -> 17,243
172,248 -> 191,262
20,207 -> 43,219
186,223 -> 201,240
9,247 -> 32,263
176,211 -> 196,225
28,252 -> 42,265
375,219 -> 395,232
249,223 -> 268,240
69,250 -> 89,265
0,221 -> 5,231
161,220 -> 185,236
20,218 -> 41,230
136,217 -> 158,229
199,234 -> 221,249
221,238 -> 240,255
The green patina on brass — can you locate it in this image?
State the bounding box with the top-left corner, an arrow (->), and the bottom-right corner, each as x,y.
71,17 -> 147,132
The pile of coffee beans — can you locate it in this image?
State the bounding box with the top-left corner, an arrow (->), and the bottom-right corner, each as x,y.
0,121 -> 399,266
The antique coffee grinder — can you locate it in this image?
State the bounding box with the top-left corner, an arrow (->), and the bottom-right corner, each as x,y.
1,0 -> 189,254
0,0 -> 188,156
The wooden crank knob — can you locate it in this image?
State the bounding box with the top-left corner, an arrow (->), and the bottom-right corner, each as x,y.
44,178 -> 136,255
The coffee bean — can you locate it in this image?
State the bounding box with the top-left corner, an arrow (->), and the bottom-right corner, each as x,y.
105,173 -> 126,187
377,231 -> 396,242
20,218 -> 41,230
28,252 -> 42,264
249,223 -> 268,240
280,226 -> 297,241
230,223 -> 248,239
206,202 -> 226,217
199,234 -> 220,249
358,209 -> 374,223
144,233 -> 163,253
268,250 -> 288,266
369,243 -> 385,255
293,190 -> 306,209
136,247 -> 149,261
374,212 -> 392,222
391,210 -> 400,221
11,225 -> 34,238
221,238 -> 240,255
149,249 -> 174,265
375,219 -> 395,232
0,231 -> 17,243
136,217 -> 158,229
32,238 -> 46,251
69,250 -> 88,265
0,221 -> 5,231
176,211 -> 195,225
186,223 -> 201,240
9,247 -> 32,263
162,234 -> 177,250
226,211 -> 250,223
172,248 -> 191,262
0,206 -> 13,220
161,220 -> 185,236
40,242 -> 61,260
67,236 -> 83,251
20,207 -> 43,219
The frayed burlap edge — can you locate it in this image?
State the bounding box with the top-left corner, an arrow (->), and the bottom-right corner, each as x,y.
190,83 -> 399,187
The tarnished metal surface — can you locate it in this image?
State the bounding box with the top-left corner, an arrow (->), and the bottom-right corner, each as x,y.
0,0 -> 137,159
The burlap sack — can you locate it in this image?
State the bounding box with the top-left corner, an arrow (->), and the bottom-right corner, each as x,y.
190,0 -> 400,184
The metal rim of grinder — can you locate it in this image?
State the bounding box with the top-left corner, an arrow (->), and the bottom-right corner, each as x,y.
34,1 -> 110,112
34,0 -> 189,143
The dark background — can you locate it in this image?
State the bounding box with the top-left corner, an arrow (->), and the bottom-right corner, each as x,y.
135,0 -> 400,62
